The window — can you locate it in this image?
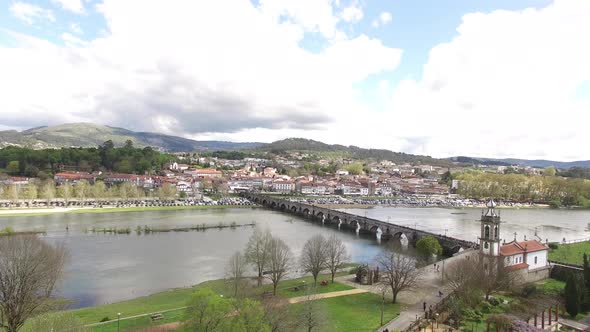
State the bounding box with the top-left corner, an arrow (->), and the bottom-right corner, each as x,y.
494,226 -> 499,239
484,225 -> 490,239
484,242 -> 489,249
534,256 -> 538,264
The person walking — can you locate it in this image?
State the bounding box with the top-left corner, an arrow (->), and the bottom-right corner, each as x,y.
423,302 -> 427,311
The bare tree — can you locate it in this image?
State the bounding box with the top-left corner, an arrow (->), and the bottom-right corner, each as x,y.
297,287 -> 326,332
300,235 -> 327,285
225,251 -> 247,297
245,227 -> 272,287
262,298 -> 295,332
267,236 -> 292,295
0,235 -> 68,332
376,251 -> 420,303
40,182 -> 56,204
324,234 -> 349,283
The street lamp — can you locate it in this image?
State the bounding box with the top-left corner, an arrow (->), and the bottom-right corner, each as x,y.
117,312 -> 121,332
444,228 -> 448,237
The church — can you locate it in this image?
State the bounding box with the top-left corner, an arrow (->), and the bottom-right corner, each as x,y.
479,199 -> 550,282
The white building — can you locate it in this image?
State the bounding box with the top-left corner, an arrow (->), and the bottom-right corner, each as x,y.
272,180 -> 295,193
479,199 -> 550,282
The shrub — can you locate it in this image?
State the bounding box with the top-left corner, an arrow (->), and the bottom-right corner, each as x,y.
488,296 -> 501,306
99,316 -> 110,322
521,284 -> 538,297
548,243 -> 559,250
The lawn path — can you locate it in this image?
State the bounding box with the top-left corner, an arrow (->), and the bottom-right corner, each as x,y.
85,306 -> 188,327
288,288 -> 368,304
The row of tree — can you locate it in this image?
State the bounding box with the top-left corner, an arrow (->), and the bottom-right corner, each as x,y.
0,181 -> 178,202
0,140 -> 175,177
455,171 -> 590,206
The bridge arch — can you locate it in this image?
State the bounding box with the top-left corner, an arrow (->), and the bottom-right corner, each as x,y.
280,203 -> 286,210
262,199 -> 268,206
302,208 -> 310,216
316,211 -> 324,219
291,206 -> 298,213
271,201 -> 277,208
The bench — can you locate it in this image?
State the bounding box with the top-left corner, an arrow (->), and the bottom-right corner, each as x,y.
150,313 -> 164,321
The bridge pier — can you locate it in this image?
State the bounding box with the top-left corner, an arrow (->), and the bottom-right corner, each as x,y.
243,193 -> 477,254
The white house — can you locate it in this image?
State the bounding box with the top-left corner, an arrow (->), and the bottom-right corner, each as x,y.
479,200 -> 550,282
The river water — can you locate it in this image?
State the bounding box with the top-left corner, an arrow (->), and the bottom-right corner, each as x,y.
1,206 -> 589,308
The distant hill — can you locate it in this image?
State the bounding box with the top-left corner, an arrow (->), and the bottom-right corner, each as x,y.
449,156 -> 590,169
0,123 -> 263,152
260,138 -> 448,165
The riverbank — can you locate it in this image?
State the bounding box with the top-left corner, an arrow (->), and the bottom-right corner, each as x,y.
0,204 -> 258,217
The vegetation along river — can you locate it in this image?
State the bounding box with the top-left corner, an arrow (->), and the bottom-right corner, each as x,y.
1,206 -> 589,308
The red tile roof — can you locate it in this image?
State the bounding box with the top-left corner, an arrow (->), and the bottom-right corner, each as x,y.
500,240 -> 548,256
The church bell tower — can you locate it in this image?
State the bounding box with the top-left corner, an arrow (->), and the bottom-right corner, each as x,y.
480,199 -> 501,256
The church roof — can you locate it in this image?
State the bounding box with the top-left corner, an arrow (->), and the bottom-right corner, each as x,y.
500,240 -> 548,256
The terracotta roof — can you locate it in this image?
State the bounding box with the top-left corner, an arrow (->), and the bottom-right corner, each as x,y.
500,240 -> 548,256
506,263 -> 529,271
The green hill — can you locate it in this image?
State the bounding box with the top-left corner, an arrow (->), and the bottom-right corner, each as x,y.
0,123 -> 263,152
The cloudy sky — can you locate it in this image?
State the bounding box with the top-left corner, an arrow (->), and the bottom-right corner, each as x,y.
1,0 -> 589,161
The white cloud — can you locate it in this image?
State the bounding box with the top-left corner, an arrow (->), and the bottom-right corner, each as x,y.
383,0 -> 590,160
70,22 -> 83,35
52,0 -> 85,14
0,0 -> 401,140
340,4 -> 363,23
372,11 -> 392,28
9,2 -> 55,25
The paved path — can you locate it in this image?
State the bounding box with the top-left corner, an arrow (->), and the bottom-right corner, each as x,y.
335,250 -> 475,332
560,318 -> 589,331
288,288 -> 368,304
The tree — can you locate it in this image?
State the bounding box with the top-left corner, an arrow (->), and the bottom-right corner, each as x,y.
185,288 -> 233,332
0,235 -> 68,332
376,251 -> 420,303
158,183 -> 177,200
300,235 -> 327,285
40,182 -> 56,203
75,180 -> 90,203
58,183 -> 73,203
344,162 -> 363,175
231,299 -> 271,332
267,236 -> 292,295
544,166 -> 557,177
226,251 -> 247,298
6,161 -> 20,175
6,185 -> 20,203
416,236 -> 443,256
92,181 -> 107,199
24,184 -> 37,203
245,227 -> 272,287
584,254 -> 590,292
324,234 -> 349,283
262,298 -> 294,332
565,273 -> 580,318
445,253 -> 518,301
297,287 -> 326,332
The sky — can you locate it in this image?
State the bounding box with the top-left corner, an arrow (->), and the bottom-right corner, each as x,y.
1,0 -> 589,161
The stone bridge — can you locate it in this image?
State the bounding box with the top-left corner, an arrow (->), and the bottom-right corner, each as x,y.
244,193 -> 477,255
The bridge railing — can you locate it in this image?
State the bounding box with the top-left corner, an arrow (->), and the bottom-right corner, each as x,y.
248,193 -> 478,248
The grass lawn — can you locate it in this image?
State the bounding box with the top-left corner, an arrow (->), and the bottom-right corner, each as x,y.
69,271 -> 356,330
548,241 -> 590,265
90,309 -> 185,332
292,292 -> 400,332
538,278 -> 565,296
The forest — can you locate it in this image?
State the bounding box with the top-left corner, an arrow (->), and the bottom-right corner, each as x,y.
0,140 -> 176,178
455,171 -> 590,207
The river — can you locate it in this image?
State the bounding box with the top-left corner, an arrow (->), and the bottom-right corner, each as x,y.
0,206 -> 589,308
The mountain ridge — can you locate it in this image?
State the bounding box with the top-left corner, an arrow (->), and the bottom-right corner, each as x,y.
0,123 -> 263,152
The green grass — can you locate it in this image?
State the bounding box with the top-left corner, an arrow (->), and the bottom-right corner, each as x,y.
538,278 -> 565,296
292,292 -> 400,332
90,309 -> 185,332
0,205 -> 257,218
70,271 -> 356,330
548,241 -> 590,265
